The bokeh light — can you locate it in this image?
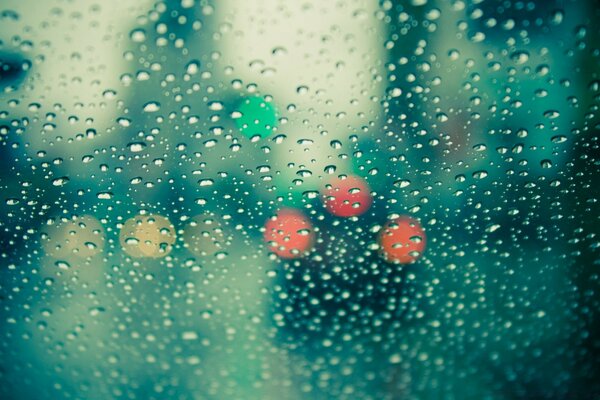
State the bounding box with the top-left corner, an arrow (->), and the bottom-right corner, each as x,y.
119,214 -> 176,258
41,214 -> 105,259
322,174 -> 373,217
233,96 -> 278,139
264,208 -> 314,259
182,213 -> 227,258
378,216 -> 426,264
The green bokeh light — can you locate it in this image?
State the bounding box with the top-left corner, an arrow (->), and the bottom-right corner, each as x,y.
234,96 -> 278,138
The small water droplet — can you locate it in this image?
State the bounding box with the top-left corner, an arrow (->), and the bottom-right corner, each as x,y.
143,102 -> 160,112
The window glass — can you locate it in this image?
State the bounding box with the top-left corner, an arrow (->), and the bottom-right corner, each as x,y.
0,1 -> 599,398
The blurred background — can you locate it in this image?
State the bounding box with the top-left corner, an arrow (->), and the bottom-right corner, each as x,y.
0,0 -> 599,398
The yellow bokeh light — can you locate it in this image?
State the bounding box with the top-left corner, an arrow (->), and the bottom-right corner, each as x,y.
119,214 -> 176,258
41,214 -> 105,259
182,214 -> 227,258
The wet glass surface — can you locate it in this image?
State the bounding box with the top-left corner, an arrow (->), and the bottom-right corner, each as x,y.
0,1 -> 599,398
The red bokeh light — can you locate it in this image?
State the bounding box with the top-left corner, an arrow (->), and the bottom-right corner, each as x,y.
322,175 -> 373,217
378,216 -> 426,264
264,208 -> 315,259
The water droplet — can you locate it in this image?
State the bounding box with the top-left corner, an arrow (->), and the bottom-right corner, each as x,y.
128,142 -> 146,152
130,29 -> 146,43
510,51 -> 529,64
473,170 -> 488,179
394,179 -> 411,188
143,102 -> 160,112
541,159 -> 553,169
97,192 -> 113,199
186,60 -> 200,75
52,177 -> 70,186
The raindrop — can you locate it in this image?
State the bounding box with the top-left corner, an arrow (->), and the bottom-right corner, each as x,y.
394,179 -> 411,188
186,60 -> 201,75
52,177 -> 70,186
510,51 -> 529,64
128,142 -> 146,152
472,171 -> 488,179
130,29 -> 147,42
143,102 -> 161,112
